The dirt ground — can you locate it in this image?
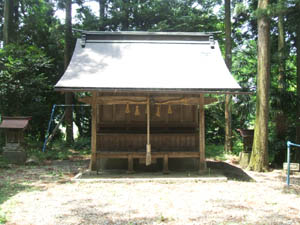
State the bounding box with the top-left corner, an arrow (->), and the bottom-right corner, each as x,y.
1,159 -> 300,225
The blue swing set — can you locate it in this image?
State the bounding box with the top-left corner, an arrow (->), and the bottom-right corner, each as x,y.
42,104 -> 90,152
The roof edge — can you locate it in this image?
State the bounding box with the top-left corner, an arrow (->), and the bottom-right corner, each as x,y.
54,87 -> 250,95
72,29 -> 220,37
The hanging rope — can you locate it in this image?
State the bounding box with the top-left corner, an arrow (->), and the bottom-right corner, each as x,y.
125,103 -> 130,114
134,105 -> 140,116
156,105 -> 161,117
168,105 -> 172,114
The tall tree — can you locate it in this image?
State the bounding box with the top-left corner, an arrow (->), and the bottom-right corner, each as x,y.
273,0 -> 287,164
248,0 -> 270,172
296,2 -> 300,157
99,0 -> 106,30
3,0 -> 14,45
64,0 -> 74,144
224,0 -> 232,152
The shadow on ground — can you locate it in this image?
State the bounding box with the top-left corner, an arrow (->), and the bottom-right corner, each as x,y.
59,204 -> 170,225
207,161 -> 254,182
79,160 -> 254,182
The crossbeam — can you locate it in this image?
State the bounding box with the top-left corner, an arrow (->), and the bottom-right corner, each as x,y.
78,96 -> 217,105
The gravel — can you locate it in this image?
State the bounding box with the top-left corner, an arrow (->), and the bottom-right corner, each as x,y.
1,160 -> 300,225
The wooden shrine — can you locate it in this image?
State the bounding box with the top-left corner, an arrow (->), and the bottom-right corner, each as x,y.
55,31 -> 243,173
0,116 -> 31,164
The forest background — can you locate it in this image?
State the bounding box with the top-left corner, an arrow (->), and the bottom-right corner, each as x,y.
0,0 -> 300,170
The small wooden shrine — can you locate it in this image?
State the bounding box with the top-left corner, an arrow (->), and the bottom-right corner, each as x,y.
0,116 -> 31,164
55,31 -> 243,173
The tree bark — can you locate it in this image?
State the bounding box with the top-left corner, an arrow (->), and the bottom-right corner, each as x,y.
224,0 -> 232,152
276,0 -> 287,139
248,0 -> 270,172
99,0 -> 106,30
64,0 -> 74,145
296,2 -> 300,161
274,0 -> 287,164
3,0 -> 14,45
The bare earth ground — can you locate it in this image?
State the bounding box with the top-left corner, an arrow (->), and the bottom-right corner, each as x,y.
1,158 -> 300,225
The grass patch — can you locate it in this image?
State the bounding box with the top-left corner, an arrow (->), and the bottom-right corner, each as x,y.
206,144 -> 226,160
0,180 -> 34,224
0,211 -> 7,224
206,143 -> 243,162
0,180 -> 32,205
0,156 -> 10,169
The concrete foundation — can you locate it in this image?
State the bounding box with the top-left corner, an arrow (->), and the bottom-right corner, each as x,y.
3,151 -> 27,164
96,158 -> 199,172
2,143 -> 27,164
239,152 -> 251,169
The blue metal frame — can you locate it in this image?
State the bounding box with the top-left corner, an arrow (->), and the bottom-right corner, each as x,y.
286,141 -> 300,186
42,104 -> 57,152
42,104 -> 90,152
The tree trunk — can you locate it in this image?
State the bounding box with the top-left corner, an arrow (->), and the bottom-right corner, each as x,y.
122,0 -> 129,30
248,0 -> 270,172
224,0 -> 232,152
296,3 -> 300,161
64,0 -> 74,145
276,0 -> 287,138
273,0 -> 287,164
3,0 -> 14,45
99,0 -> 106,30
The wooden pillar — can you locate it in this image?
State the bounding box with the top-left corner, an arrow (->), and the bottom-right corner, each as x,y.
199,94 -> 207,171
146,97 -> 151,165
90,92 -> 98,171
127,154 -> 134,173
163,154 -> 169,174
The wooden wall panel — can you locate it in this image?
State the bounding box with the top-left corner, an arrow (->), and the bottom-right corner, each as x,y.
101,105 -> 113,121
115,105 -> 126,121
168,105 -> 181,122
97,133 -> 197,152
98,104 -> 198,129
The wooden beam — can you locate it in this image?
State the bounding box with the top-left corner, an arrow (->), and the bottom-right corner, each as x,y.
89,92 -> 98,171
78,96 -> 217,105
127,154 -> 134,173
199,94 -> 207,171
96,151 -> 200,159
78,96 -> 92,104
163,154 -> 169,174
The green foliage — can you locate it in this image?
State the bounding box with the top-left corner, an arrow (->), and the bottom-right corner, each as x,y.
206,144 -> 226,161
72,137 -> 91,152
0,44 -> 56,139
0,155 -> 9,169
26,137 -> 91,162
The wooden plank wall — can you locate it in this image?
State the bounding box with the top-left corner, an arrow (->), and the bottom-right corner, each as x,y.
96,133 -> 198,151
98,104 -> 198,131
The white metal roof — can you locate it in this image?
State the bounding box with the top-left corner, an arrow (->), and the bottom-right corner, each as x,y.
55,32 -> 241,93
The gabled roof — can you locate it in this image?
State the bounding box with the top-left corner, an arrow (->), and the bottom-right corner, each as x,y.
55,31 -> 241,94
0,117 -> 31,129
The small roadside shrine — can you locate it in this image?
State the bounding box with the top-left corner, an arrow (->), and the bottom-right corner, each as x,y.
55,31 -> 242,173
0,116 -> 31,164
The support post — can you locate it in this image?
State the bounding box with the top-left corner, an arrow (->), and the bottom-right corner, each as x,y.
287,141 -> 291,186
199,94 -> 207,171
127,154 -> 134,173
163,154 -> 169,174
146,97 -> 151,165
90,92 -> 98,171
